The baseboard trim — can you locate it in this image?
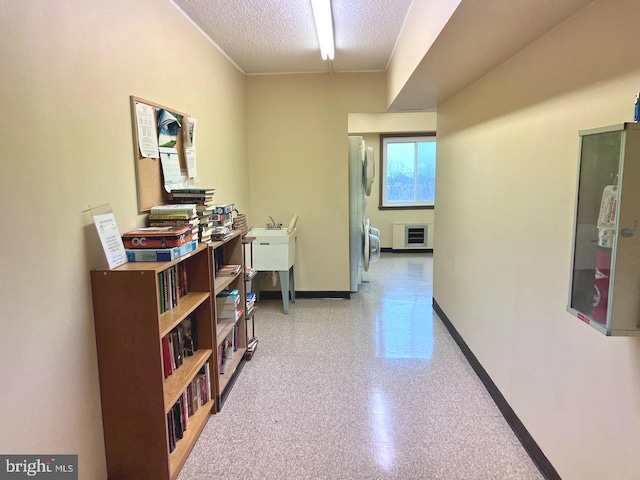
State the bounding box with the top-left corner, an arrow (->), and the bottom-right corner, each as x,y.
381,247 -> 433,253
432,298 -> 561,480
259,291 -> 351,300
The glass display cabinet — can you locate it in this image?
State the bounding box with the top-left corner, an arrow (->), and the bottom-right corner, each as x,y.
568,123 -> 640,335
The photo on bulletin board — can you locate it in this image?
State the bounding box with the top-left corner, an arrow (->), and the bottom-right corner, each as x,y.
157,109 -> 182,148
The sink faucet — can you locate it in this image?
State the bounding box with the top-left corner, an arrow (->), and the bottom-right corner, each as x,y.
268,216 -> 277,229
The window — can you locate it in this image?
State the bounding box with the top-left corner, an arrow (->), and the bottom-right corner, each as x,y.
380,134 -> 436,209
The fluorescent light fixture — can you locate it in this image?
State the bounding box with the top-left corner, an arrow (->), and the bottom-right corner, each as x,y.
311,0 -> 335,60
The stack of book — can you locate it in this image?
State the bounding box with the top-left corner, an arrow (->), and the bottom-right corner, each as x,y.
148,203 -> 200,245
210,204 -> 235,241
217,264 -> 242,276
211,226 -> 232,241
170,188 -> 215,204
170,188 -> 216,243
122,225 -> 198,262
216,289 -> 243,323
245,336 -> 258,360
246,292 -> 256,315
245,265 -> 257,281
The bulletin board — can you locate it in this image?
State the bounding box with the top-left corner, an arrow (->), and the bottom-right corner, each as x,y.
129,96 -> 189,212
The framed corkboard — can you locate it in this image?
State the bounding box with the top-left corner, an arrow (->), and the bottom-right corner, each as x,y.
130,96 -> 188,212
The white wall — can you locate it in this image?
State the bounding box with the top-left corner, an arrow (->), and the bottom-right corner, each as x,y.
0,1 -> 247,477
434,0 -> 640,478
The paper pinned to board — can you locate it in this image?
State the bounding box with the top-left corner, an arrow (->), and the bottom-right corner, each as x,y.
159,147 -> 187,192
135,102 -> 159,158
185,117 -> 198,178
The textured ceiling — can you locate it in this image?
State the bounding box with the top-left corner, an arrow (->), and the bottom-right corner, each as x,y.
171,0 -> 413,75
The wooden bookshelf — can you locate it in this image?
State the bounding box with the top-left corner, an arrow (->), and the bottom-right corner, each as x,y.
90,244 -> 215,480
210,230 -> 248,411
91,231 -> 253,477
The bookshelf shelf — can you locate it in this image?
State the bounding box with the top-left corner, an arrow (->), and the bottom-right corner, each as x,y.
214,271 -> 241,295
216,322 -> 236,346
159,292 -> 210,337
163,348 -> 212,412
168,399 -> 215,479
219,347 -> 247,392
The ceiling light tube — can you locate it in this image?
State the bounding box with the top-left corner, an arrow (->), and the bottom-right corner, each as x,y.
311,0 -> 335,60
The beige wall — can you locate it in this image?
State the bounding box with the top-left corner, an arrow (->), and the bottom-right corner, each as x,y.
386,0 -> 461,108
434,0 -> 640,478
348,113 -> 437,249
348,112 -> 436,134
0,0 -> 247,477
246,73 -> 386,291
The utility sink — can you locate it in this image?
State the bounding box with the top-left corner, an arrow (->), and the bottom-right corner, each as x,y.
247,228 -> 297,271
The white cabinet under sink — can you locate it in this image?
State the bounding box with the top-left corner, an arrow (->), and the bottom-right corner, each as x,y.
246,227 -> 297,314
247,228 -> 297,271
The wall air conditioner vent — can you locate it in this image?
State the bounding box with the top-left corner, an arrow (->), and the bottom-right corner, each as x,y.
392,223 -> 433,250
405,225 -> 427,247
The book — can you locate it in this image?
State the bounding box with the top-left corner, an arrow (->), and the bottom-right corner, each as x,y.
122,226 -> 192,249
162,337 -> 173,378
148,213 -> 196,221
149,218 -> 200,228
203,363 -> 211,402
150,204 -> 197,216
196,204 -> 216,213
216,264 -> 241,276
170,188 -> 215,195
167,412 -> 175,452
218,288 -> 238,296
217,306 -> 243,323
218,344 -> 224,374
126,240 -> 198,262
217,289 -> 240,299
211,213 -> 232,222
210,204 -> 234,215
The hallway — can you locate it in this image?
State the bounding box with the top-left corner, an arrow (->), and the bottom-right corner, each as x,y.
179,253 -> 543,479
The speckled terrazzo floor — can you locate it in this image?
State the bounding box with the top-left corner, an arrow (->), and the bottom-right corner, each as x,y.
178,252 -> 543,480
